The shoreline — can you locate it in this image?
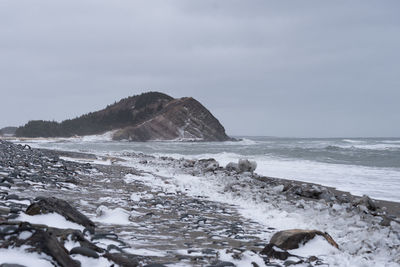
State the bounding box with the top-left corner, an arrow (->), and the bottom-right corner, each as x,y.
40,147 -> 400,219
1,140 -> 400,266
4,135 -> 400,204
256,175 -> 400,219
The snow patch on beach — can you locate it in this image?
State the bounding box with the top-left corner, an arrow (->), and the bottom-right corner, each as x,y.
288,235 -> 339,257
71,254 -> 114,267
15,212 -> 85,231
94,205 -> 136,225
0,246 -> 54,267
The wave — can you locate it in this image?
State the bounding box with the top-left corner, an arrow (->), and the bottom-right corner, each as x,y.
325,145 -> 343,151
382,140 -> 400,144
66,131 -> 115,143
342,139 -> 364,144
326,143 -> 400,151
221,138 -> 257,146
354,144 -> 400,150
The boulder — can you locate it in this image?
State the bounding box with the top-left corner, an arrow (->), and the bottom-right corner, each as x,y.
238,159 -> 257,173
226,159 -> 257,173
25,197 -> 95,233
207,261 -> 235,267
353,195 -> 377,211
104,253 -> 140,267
205,162 -> 219,172
70,246 -> 99,258
226,162 -> 239,172
268,229 -> 338,250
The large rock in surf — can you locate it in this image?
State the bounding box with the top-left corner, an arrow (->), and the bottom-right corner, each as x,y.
15,92 -> 233,142
226,159 -> 257,173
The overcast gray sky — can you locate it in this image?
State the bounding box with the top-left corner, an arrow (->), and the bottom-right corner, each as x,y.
1,1 -> 399,137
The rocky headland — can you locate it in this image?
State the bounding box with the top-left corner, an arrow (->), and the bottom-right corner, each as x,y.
0,140 -> 399,266
0,127 -> 17,137
15,92 -> 233,142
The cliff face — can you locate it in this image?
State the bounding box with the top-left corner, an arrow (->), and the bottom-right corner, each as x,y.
15,92 -> 232,142
112,97 -> 230,141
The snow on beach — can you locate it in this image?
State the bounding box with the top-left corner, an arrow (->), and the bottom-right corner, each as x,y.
14,212 -> 85,231
118,155 -> 400,266
5,137 -> 400,266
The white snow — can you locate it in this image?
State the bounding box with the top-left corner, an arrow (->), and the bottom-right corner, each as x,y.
93,205 -> 132,225
123,247 -> 168,257
0,246 -> 54,267
70,254 -> 114,267
117,157 -> 400,267
10,138 -> 400,266
288,235 -> 339,257
18,231 -> 33,240
14,212 -> 85,231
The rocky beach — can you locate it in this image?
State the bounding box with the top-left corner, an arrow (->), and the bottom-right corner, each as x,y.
0,139 -> 399,266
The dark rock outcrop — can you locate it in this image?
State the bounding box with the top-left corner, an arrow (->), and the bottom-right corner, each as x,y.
112,97 -> 231,141
266,229 -> 338,251
26,197 -> 95,233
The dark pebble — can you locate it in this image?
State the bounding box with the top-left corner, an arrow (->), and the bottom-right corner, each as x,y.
208,261 -> 235,267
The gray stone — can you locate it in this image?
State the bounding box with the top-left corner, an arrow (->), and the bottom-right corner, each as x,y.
208,261 -> 235,267
70,246 -> 99,258
238,159 -> 257,173
226,162 -> 239,172
268,229 -> 339,250
354,195 -> 377,211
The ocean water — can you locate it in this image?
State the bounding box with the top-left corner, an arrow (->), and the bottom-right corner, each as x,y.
20,136 -> 400,202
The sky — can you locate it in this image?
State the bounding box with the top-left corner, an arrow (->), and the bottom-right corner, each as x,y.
0,1 -> 399,137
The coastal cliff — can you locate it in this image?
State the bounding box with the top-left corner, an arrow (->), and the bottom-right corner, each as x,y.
15,92 -> 232,141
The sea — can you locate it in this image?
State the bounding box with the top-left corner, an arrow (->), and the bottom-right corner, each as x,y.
19,136 -> 400,202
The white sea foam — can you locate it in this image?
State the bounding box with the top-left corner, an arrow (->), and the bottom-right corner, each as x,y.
68,131 -> 116,142
352,143 -> 400,150
342,139 -> 365,144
